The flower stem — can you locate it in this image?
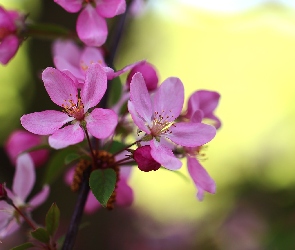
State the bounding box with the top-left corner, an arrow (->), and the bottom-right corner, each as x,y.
112,139 -> 142,157
84,128 -> 97,168
9,200 -> 37,231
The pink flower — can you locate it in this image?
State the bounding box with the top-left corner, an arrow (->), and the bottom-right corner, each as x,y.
185,90 -> 221,129
5,130 -> 49,167
52,39 -> 144,85
54,0 -> 126,46
133,145 -> 161,172
0,154 -> 49,238
21,63 -> 118,149
0,6 -> 25,65
128,73 -> 216,170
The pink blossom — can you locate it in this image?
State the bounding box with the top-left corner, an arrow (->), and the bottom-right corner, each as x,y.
128,73 -> 216,170
185,90 -> 221,129
5,130 -> 49,167
0,154 -> 49,238
20,63 -> 118,149
0,6 -> 25,65
133,145 -> 161,172
52,39 -> 145,86
54,0 -> 126,46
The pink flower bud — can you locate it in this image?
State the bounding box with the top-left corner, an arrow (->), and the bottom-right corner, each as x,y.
127,62 -> 158,91
0,183 -> 7,200
134,145 -> 161,172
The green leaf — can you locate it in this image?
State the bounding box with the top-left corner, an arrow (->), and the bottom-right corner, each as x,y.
106,140 -> 126,154
43,147 -> 76,184
45,203 -> 60,236
107,77 -> 122,107
64,153 -> 81,165
10,242 -> 34,250
31,228 -> 50,244
89,169 -> 116,207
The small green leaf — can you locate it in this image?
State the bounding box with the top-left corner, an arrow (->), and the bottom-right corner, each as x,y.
106,140 -> 126,154
43,147 -> 76,184
107,77 -> 122,107
89,169 -> 116,207
10,242 -> 34,250
31,228 -> 50,244
45,203 -> 60,236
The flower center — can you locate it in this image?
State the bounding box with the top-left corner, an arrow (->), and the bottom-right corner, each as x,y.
149,111 -> 175,137
185,145 -> 207,160
62,94 -> 85,121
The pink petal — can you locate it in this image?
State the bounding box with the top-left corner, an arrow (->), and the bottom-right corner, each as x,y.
85,108 -> 118,139
52,39 -> 81,66
64,166 -> 75,185
167,122 -> 216,147
0,219 -> 20,238
96,0 -> 126,18
0,7 -> 15,30
85,192 -> 101,214
190,110 -> 203,123
187,157 -> 216,201
129,72 -> 153,124
21,110 -> 73,135
0,36 -> 19,65
116,178 -> 133,207
77,6 -> 107,47
150,140 -> 182,170
127,101 -> 150,134
80,46 -> 105,69
81,63 -> 107,111
29,185 -> 50,208
5,130 -> 48,167
153,77 -> 184,122
108,60 -> 145,80
13,154 -> 35,202
49,123 -> 85,149
42,67 -> 78,107
53,58 -> 84,82
54,0 -> 82,12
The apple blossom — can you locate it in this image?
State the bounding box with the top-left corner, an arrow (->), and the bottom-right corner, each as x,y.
21,63 -> 118,149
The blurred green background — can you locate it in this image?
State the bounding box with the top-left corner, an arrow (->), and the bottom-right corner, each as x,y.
1,0 -> 295,249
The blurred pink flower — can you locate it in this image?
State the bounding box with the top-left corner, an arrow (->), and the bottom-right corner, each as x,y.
5,130 -> 49,167
21,64 -> 118,149
54,0 -> 126,46
128,72 -> 216,170
0,154 -> 49,238
0,6 -> 25,65
185,90 -> 221,129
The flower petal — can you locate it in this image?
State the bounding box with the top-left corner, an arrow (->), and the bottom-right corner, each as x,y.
85,192 -> 101,214
29,185 -> 50,209
153,77 -> 184,122
49,124 -> 84,149
54,0 -> 82,12
81,63 -> 107,111
77,6 -> 107,47
13,154 -> 35,202
108,60 -> 145,80
127,101 -> 150,134
129,72 -> 153,124
80,46 -> 105,69
187,157 -> 216,201
167,122 -> 216,147
0,7 -> 15,30
85,108 -> 118,139
150,140 -> 182,170
0,36 -> 19,65
42,67 -> 78,107
21,110 -> 73,135
96,0 -> 126,18
134,145 -> 161,172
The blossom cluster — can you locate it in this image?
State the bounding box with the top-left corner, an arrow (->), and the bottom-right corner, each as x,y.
0,1 -> 221,248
